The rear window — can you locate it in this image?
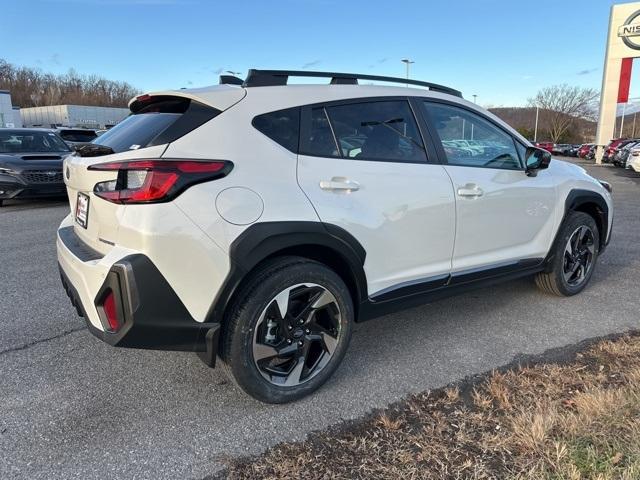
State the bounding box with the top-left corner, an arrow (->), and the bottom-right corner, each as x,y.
58,130 -> 97,142
94,97 -> 220,153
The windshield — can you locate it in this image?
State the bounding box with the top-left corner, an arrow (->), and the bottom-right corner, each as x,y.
0,130 -> 71,153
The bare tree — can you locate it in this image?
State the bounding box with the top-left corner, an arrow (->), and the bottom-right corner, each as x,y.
0,58 -> 140,108
528,85 -> 599,143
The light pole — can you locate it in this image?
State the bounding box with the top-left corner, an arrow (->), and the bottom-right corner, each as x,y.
534,105 -> 540,142
619,102 -> 628,138
401,59 -> 414,87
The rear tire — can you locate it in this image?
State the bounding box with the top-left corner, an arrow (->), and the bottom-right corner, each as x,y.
221,256 -> 353,403
535,211 -> 599,296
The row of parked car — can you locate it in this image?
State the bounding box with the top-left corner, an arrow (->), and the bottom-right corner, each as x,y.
530,139 -> 640,172
0,127 -> 101,206
600,138 -> 640,170
530,142 -> 584,157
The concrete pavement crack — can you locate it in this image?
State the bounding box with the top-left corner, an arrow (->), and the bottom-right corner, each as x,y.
0,326 -> 86,355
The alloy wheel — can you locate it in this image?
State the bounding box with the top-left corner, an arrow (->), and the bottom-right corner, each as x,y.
252,283 -> 342,386
563,226 -> 596,286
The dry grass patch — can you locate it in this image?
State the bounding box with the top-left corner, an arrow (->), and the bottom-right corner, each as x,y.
222,334 -> 640,479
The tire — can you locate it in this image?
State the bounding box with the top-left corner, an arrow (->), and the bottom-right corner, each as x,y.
535,211 -> 600,296
221,256 -> 354,403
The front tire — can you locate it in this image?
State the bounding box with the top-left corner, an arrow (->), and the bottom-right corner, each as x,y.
536,211 -> 599,296
221,257 -> 353,403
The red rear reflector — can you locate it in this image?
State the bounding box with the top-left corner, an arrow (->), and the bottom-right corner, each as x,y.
103,289 -> 121,332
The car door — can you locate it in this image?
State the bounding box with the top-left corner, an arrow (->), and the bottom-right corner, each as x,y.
420,100 -> 557,275
296,98 -> 456,298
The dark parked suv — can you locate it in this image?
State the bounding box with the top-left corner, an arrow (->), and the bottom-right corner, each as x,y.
0,129 -> 71,206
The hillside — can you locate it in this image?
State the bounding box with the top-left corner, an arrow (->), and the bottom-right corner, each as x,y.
489,107 -> 597,143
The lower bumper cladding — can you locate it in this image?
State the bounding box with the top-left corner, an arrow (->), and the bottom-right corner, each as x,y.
58,254 -> 220,366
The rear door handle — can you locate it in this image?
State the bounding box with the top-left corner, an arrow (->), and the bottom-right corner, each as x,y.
457,183 -> 483,197
320,177 -> 360,192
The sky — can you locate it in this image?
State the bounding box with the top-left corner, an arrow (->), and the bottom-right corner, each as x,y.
1,0 -> 640,107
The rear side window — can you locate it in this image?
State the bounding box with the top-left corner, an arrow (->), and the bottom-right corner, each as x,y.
303,107 -> 340,158
94,97 -> 220,153
311,100 -> 427,162
252,107 -> 300,153
58,130 -> 97,142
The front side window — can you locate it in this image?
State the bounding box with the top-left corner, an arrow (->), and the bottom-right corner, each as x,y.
325,100 -> 426,162
423,102 -> 522,170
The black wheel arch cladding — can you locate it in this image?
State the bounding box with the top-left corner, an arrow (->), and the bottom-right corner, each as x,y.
205,221 -> 368,325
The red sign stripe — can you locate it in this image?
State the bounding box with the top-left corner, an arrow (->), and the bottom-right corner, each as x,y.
618,57 -> 633,103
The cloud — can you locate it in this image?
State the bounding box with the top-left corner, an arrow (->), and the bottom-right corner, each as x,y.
577,68 -> 598,75
301,60 -> 321,69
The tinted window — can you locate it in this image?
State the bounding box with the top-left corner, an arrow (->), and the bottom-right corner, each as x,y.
0,130 -> 70,153
303,107 -> 340,157
252,107 -> 300,152
58,130 -> 97,142
423,102 -> 522,170
94,97 -> 219,153
325,101 -> 426,162
93,113 -> 179,152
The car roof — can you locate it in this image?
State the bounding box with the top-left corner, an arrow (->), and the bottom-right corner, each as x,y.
0,128 -> 57,134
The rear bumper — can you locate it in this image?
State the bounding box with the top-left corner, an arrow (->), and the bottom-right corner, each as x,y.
57,219 -> 220,365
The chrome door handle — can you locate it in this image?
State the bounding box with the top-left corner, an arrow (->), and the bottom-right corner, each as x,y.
457,183 -> 483,197
319,177 -> 360,192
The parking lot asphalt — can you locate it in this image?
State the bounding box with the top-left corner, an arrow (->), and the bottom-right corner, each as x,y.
1,158 -> 639,479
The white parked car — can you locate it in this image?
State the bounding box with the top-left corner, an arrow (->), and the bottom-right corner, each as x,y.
57,70 -> 613,403
626,145 -> 640,172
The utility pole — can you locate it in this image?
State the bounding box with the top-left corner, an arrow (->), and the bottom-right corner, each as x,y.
534,105 -> 539,142
401,59 -> 414,87
633,111 -> 637,138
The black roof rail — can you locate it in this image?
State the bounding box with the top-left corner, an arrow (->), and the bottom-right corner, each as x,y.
219,74 -> 244,86
242,69 -> 462,97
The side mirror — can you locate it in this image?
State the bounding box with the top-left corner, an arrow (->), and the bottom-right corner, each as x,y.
524,147 -> 551,176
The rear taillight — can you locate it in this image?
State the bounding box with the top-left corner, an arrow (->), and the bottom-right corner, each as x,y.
89,159 -> 233,204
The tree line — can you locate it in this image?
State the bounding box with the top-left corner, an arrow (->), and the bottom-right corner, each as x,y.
0,58 -> 140,108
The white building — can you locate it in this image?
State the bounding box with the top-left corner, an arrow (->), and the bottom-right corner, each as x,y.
20,104 -> 129,129
0,90 -> 23,128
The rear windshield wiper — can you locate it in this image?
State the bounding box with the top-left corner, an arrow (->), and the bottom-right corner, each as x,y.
74,143 -> 115,157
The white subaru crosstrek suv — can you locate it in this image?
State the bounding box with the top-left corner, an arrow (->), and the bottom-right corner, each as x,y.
58,70 -> 613,403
